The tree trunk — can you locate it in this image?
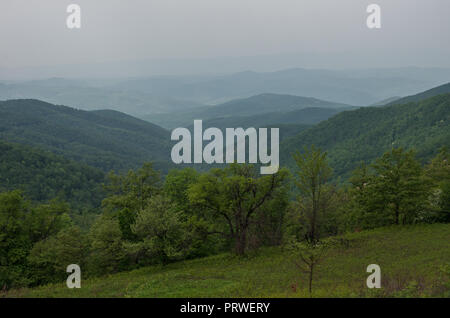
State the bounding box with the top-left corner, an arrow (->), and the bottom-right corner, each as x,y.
308,263 -> 314,296
394,202 -> 400,225
235,228 -> 247,255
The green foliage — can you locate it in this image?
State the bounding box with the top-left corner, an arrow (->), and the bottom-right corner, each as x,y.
163,168 -> 221,257
282,93 -> 450,179
164,168 -> 199,215
28,227 -> 88,286
0,99 -> 171,172
439,182 -> 450,222
0,140 -> 105,216
102,163 -> 161,240
288,238 -> 334,295
87,216 -> 127,276
25,199 -> 72,243
0,191 -> 76,289
348,148 -> 432,228
0,191 -> 31,289
7,224 -> 449,298
387,82 -> 450,106
130,195 -> 190,265
426,147 -> 450,222
291,146 -> 335,243
188,164 -> 290,255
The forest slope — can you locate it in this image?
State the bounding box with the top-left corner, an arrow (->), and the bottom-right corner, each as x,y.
0,99 -> 171,172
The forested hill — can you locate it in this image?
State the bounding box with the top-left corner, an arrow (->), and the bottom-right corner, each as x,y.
0,140 -> 104,213
187,107 -> 341,139
0,99 -> 171,172
280,93 -> 450,178
387,82 -> 450,105
147,93 -> 352,128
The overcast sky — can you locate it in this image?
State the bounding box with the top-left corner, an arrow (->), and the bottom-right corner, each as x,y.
1,0 -> 449,77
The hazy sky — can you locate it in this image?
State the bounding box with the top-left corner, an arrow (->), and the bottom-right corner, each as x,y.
1,0 -> 449,77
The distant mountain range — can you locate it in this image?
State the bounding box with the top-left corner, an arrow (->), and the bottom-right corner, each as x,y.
0,78 -> 205,117
1,67 -> 449,120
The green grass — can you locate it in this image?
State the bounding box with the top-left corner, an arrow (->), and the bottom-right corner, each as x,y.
4,224 -> 450,298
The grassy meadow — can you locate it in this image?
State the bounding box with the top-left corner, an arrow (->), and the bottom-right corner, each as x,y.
5,223 -> 449,298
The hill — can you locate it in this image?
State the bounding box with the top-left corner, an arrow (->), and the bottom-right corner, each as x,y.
0,140 -> 104,216
387,82 -> 450,105
370,96 -> 401,106
197,107 -> 343,128
148,94 -> 352,129
6,224 -> 449,297
280,93 -> 450,178
0,99 -> 171,172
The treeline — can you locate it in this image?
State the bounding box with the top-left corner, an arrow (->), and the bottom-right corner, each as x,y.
1,147 -> 448,290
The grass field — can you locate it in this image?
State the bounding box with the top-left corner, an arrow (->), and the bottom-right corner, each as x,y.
4,224 -> 450,298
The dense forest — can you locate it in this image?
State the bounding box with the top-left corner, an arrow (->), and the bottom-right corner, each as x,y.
0,140 -> 105,225
0,99 -> 171,172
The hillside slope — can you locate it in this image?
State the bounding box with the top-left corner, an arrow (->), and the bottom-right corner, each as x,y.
0,140 -> 104,213
387,82 -> 450,105
280,93 -> 450,178
6,224 -> 449,298
191,107 -> 343,130
0,99 -> 171,172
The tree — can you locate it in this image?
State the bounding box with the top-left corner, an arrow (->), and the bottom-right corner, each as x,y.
426,147 -> 450,222
28,226 -> 88,285
369,148 -> 431,225
130,195 -> 189,265
426,147 -> 450,183
88,216 -> 126,275
163,168 -> 199,215
0,191 -> 31,289
293,145 -> 334,243
188,164 -> 289,255
102,163 -> 161,240
164,168 -> 221,257
25,199 -> 72,243
0,191 -> 75,289
347,162 -> 388,229
289,239 -> 332,296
